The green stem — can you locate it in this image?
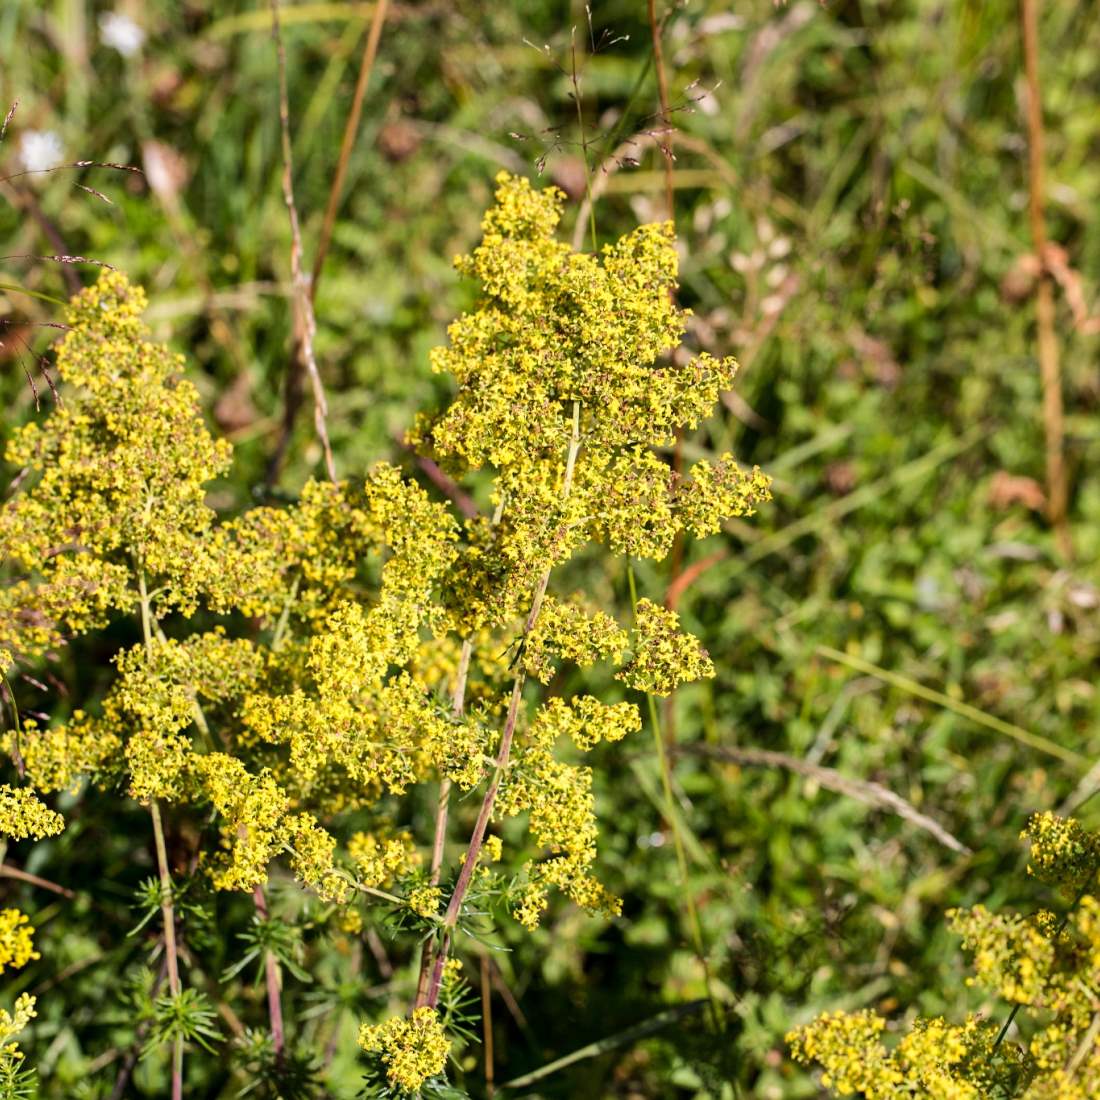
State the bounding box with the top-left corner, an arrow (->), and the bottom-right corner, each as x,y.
626,562 -> 722,1032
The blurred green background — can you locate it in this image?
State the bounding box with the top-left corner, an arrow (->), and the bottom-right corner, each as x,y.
2,0 -> 1100,1096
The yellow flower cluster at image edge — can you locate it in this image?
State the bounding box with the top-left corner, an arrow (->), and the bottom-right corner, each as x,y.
0,910 -> 38,975
788,812 -> 1100,1099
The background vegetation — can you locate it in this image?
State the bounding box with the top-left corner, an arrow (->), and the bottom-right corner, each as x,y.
1,0 -> 1099,1096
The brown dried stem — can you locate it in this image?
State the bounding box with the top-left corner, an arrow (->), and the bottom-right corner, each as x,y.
270,0 -> 337,484
311,0 -> 390,296
681,743 -> 971,856
150,800 -> 183,1100
647,0 -> 674,223
1020,0 -> 1071,559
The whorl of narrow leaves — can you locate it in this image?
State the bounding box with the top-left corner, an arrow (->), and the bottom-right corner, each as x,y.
788,814 -> 1100,1099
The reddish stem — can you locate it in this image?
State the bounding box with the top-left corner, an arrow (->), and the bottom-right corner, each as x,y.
253,884 -> 285,1057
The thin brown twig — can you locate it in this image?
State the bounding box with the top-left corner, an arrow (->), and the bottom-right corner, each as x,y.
0,864 -> 75,898
1020,0 -> 1071,560
665,548 -> 728,612
311,0 -> 390,296
270,0 -> 338,484
647,0 -> 674,224
150,800 -> 183,1100
680,743 -> 971,856
393,434 -> 478,518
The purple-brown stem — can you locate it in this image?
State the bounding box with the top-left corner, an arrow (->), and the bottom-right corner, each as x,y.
421,668 -> 527,1008
252,883 -> 285,1057
420,403 -> 579,1009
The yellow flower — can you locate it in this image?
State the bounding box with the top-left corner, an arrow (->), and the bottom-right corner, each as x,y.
0,786 -> 64,840
0,911 -> 38,974
358,1007 -> 450,1094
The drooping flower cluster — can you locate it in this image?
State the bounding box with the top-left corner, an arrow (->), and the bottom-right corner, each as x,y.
788,813 -> 1100,1099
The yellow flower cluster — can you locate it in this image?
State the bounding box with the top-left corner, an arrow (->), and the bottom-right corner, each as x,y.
358,1007 -> 450,1094
1023,810 -> 1100,889
242,600 -> 489,798
415,172 -> 770,637
10,711 -> 120,794
0,910 -> 38,974
617,599 -> 715,697
0,786 -> 64,840
1,272 -> 231,648
790,814 -> 1100,1098
521,596 -> 627,684
788,1010 -> 1008,1099
407,886 -> 442,919
0,994 -> 36,1070
349,829 -> 421,888
0,167 -> 775,1087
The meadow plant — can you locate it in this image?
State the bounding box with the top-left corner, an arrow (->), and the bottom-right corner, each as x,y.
0,172 -> 770,1095
788,812 -> 1100,1099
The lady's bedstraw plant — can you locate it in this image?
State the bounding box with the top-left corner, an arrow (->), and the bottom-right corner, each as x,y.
788,812 -> 1100,1100
0,173 -> 770,1096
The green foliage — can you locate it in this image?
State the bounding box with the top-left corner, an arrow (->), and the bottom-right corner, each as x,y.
2,0 -> 1100,1096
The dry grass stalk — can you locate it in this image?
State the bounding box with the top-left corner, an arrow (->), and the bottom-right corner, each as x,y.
1020,0 -> 1071,560
270,0 -> 337,484
682,743 -> 971,856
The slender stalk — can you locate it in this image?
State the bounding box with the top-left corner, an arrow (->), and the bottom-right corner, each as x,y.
311,0 -> 389,296
137,567 -> 184,1098
270,0 -> 337,484
421,404 -> 582,1009
1020,0 -> 1071,560
626,563 -> 722,1032
422,668 -> 526,1008
569,32 -> 598,253
647,0 -> 684,751
150,800 -> 183,1100
481,953 -> 495,1098
252,884 -> 285,1058
413,638 -> 472,1005
0,864 -> 76,898
646,0 -> 675,223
